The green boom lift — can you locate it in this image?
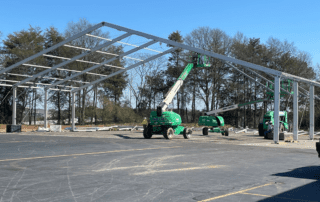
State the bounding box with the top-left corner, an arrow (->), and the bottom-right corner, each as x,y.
143,53 -> 210,140
198,79 -> 294,136
258,79 -> 294,137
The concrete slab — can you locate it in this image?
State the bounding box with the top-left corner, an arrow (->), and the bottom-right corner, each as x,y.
0,132 -> 319,201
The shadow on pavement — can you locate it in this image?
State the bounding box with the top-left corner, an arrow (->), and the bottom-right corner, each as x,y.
114,134 -> 163,139
259,166 -> 320,202
114,134 -> 140,139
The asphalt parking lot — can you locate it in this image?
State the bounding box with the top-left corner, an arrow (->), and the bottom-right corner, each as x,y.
0,130 -> 319,202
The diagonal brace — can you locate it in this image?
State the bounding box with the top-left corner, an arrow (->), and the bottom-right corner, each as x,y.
225,62 -> 274,93
227,62 -> 292,95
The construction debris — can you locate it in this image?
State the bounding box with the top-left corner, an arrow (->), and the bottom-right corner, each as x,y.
37,127 -> 50,132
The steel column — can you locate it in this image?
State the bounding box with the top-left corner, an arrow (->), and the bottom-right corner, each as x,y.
273,76 -> 280,143
12,87 -> 16,125
309,85 -> 314,140
72,92 -> 75,131
44,89 -> 48,128
293,81 -> 299,140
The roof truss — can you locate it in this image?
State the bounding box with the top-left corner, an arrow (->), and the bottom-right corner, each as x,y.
1,21 -> 319,95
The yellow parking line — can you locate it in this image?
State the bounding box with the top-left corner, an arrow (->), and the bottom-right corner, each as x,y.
0,141 -> 45,143
241,192 -> 271,197
198,182 -> 274,202
133,165 -> 225,175
0,146 -> 181,162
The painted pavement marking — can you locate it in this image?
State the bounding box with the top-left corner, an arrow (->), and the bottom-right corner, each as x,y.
0,146 -> 181,162
198,182 -> 274,202
133,165 -> 225,175
241,192 -> 271,197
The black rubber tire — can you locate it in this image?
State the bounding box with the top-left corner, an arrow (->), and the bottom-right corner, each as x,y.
316,142 -> 320,158
258,123 -> 264,136
143,124 -> 153,139
163,128 -> 174,140
202,127 -> 208,136
221,128 -> 225,136
224,129 -> 229,136
183,128 -> 192,139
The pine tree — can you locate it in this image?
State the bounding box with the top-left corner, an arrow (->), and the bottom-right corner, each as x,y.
166,31 -> 184,116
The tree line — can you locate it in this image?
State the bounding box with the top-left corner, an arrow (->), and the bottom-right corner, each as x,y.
0,19 -> 319,129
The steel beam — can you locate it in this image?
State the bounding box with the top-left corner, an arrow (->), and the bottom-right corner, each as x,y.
0,83 -> 71,91
0,78 -> 75,89
298,85 -> 320,100
101,22 -> 282,76
42,54 -> 124,69
86,34 -> 162,53
226,63 -> 274,92
45,40 -> 156,90
4,72 -> 90,84
13,33 -> 132,87
72,47 -> 179,93
72,92 -> 75,131
22,64 -> 114,78
240,65 -> 293,95
101,21 -> 320,88
293,82 -> 298,140
63,44 -> 143,61
281,72 -> 320,88
12,87 -> 16,125
273,76 -> 280,143
309,85 -> 314,140
246,69 -> 314,99
0,22 -> 104,75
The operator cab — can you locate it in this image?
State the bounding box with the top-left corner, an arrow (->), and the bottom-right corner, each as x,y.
191,53 -> 211,68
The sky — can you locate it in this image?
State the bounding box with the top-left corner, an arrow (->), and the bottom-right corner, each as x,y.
1,0 -> 320,111
1,0 -> 320,67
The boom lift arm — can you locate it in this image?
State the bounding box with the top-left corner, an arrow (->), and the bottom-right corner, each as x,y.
157,63 -> 193,115
204,98 -> 270,116
157,54 -> 210,116
199,98 -> 272,137
204,79 -> 294,116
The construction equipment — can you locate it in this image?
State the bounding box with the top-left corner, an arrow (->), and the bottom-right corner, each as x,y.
258,111 -> 291,138
199,79 -> 294,136
258,79 -> 293,138
198,99 -> 270,136
266,79 -> 293,99
143,53 -> 210,139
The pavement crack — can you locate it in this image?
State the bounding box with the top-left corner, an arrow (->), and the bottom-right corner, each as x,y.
66,160 -> 77,202
0,171 -> 20,202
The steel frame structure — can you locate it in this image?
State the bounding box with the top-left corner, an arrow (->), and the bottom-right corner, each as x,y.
1,21 -> 319,143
